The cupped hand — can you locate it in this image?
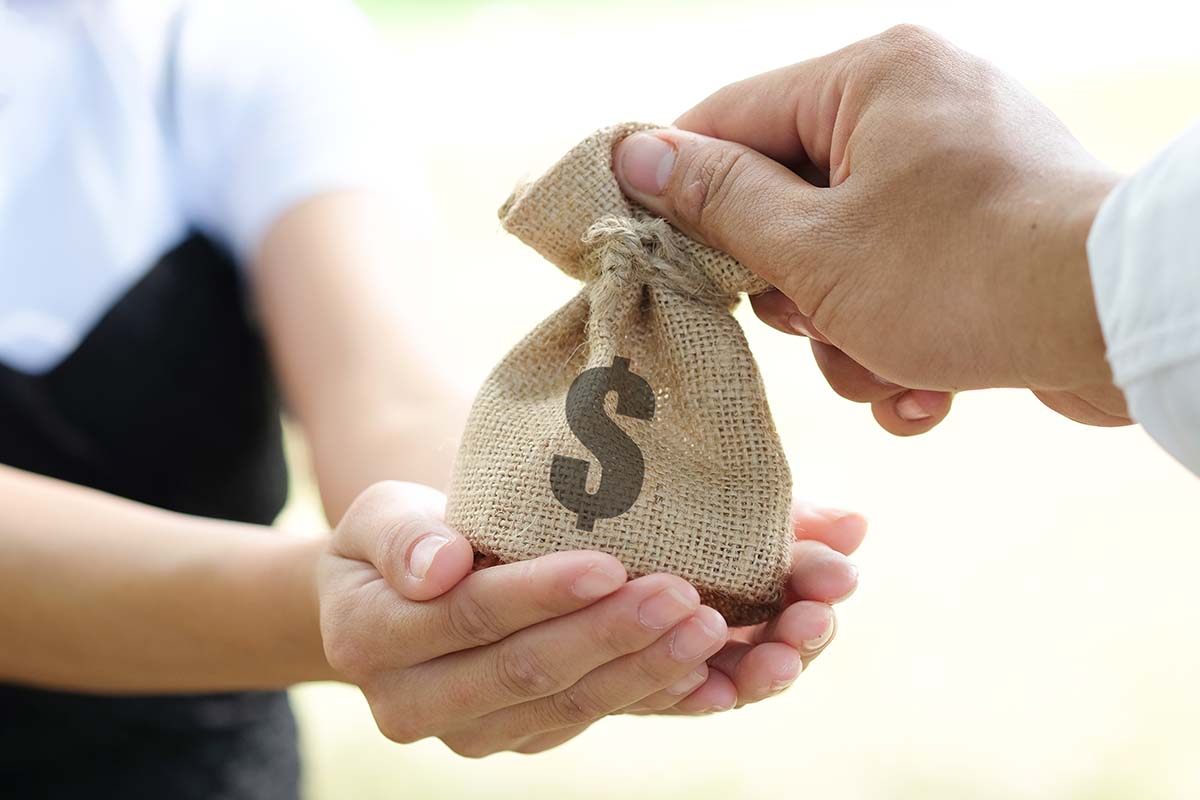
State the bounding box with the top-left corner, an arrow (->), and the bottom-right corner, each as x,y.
319,480 -> 728,757
318,482 -> 863,756
613,25 -> 1130,433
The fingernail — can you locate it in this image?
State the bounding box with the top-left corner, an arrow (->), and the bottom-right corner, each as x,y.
769,675 -> 799,694
570,565 -> 625,601
818,508 -> 852,523
802,609 -> 836,651
822,509 -> 868,539
638,587 -> 697,630
895,392 -> 933,421
669,615 -> 724,662
407,534 -> 450,580
868,371 -> 896,387
666,669 -> 707,696
701,701 -> 734,714
830,563 -> 859,604
618,132 -> 676,196
769,651 -> 803,693
787,314 -> 813,337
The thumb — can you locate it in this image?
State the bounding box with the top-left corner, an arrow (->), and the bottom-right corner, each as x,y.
613,128 -> 829,295
334,481 -> 475,602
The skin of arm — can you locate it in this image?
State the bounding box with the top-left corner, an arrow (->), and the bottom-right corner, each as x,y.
0,463 -> 333,691
252,190 -> 470,523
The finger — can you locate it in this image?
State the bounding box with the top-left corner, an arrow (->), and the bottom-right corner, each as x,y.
390,574 -> 701,736
638,640 -> 756,711
791,502 -> 868,556
788,540 -> 858,603
622,664 -> 711,714
672,27 -> 943,182
332,480 -> 474,601
871,389 -> 955,436
613,128 -> 841,297
764,601 -> 838,667
511,724 -> 593,755
810,340 -> 908,405
468,607 -> 727,742
718,604 -> 835,706
753,295 -> 945,442
1032,388 -> 1132,427
672,52 -> 852,173
706,639 -> 753,675
810,341 -> 954,435
383,550 -> 628,667
635,665 -> 738,716
724,642 -> 802,707
750,290 -> 831,343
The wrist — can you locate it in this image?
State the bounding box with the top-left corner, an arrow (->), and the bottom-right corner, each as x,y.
1005,169 -> 1121,390
284,534 -> 343,682
231,531 -> 341,684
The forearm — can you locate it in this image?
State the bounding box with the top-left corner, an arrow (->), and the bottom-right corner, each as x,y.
0,465 -> 335,692
305,395 -> 464,522
254,190 -> 470,523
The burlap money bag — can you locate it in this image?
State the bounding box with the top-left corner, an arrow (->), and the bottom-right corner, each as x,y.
446,123 -> 793,625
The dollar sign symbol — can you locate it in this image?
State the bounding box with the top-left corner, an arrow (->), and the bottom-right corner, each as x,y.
551,356 -> 656,531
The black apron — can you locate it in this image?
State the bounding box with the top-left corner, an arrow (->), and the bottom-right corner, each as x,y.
0,234 -> 300,799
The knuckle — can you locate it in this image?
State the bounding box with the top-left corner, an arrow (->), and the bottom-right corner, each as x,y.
548,685 -> 605,726
322,634 -> 366,679
827,379 -> 879,404
629,653 -> 675,688
591,614 -> 645,658
321,610 -> 385,679
857,25 -> 952,89
629,691 -> 677,713
675,144 -> 754,239
442,734 -> 494,759
374,710 -> 423,745
812,350 -> 891,403
592,618 -> 627,655
341,481 -> 449,573
365,676 -> 430,744
495,646 -> 559,699
776,254 -> 836,326
345,480 -> 407,520
509,559 -> 551,611
370,521 -> 416,577
445,591 -> 508,646
358,478 -> 405,505
877,23 -> 944,54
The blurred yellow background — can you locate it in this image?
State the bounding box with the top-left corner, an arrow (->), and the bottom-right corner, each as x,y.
282,1 -> 1200,797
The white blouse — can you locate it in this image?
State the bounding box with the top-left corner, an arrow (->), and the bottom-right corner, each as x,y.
0,0 -> 401,374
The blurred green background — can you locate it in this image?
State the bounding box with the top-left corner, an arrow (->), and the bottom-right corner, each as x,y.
280,1 -> 1200,798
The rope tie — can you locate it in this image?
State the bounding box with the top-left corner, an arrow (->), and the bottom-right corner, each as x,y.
581,215 -> 732,306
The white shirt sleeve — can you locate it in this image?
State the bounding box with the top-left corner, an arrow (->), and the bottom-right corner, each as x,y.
170,0 -> 418,264
1086,121 -> 1200,477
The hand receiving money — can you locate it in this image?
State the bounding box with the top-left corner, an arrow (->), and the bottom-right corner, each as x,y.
318,481 -> 862,756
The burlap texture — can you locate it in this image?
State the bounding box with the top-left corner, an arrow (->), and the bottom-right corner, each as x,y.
445,123 -> 793,625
